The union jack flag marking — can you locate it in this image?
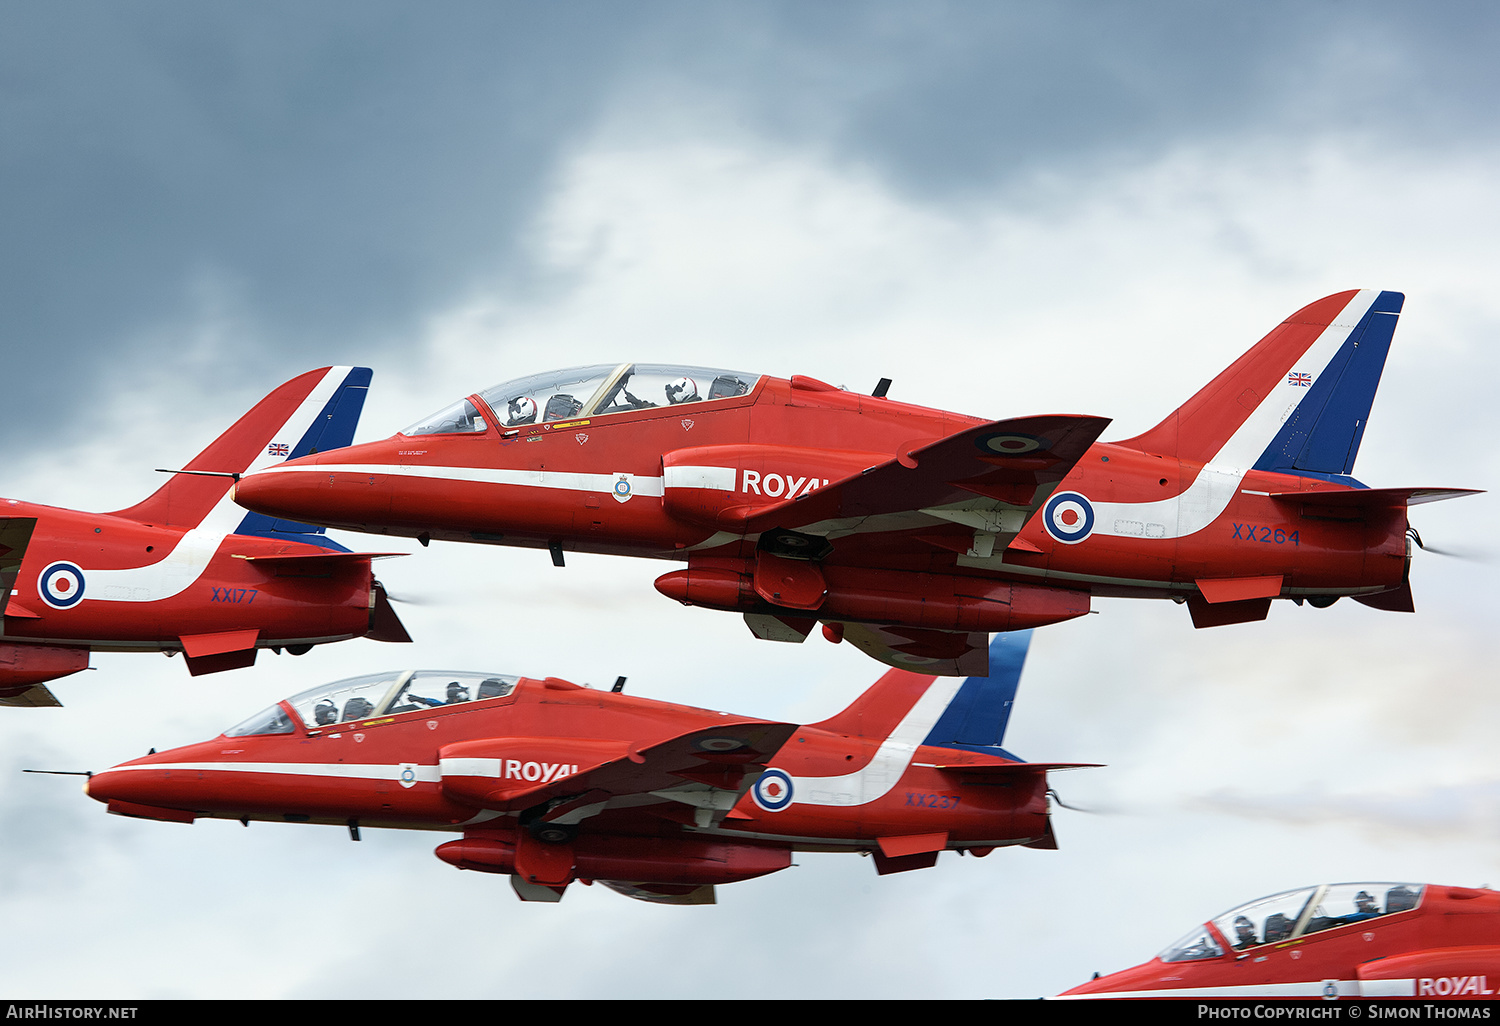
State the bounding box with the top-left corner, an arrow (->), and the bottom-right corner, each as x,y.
1288,372 -> 1312,387
267,443 -> 290,456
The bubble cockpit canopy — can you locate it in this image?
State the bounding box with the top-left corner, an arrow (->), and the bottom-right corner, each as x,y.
401,363 -> 761,436
223,670 -> 521,737
1157,882 -> 1426,963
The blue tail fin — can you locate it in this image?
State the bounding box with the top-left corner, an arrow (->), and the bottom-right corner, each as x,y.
1252,290 -> 1403,479
231,366 -> 372,550
921,631 -> 1032,758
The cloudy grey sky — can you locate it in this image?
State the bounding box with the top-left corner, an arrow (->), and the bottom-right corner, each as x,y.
2,0 -> 1498,1000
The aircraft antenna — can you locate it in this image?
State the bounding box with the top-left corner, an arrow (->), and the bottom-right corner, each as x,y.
612,676 -> 627,693
21,769 -> 92,778
154,468 -> 242,480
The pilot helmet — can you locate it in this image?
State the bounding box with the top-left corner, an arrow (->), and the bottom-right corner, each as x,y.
665,376 -> 699,404
508,396 -> 538,425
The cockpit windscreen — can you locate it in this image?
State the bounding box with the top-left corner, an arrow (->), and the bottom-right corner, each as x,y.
222,671 -> 521,735
474,363 -> 761,429
401,363 -> 762,436
1198,882 -> 1425,954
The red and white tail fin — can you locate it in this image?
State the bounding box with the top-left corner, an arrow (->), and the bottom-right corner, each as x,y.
807,665 -> 943,740
809,633 -> 1030,756
111,367 -> 371,531
1114,290 -> 1402,477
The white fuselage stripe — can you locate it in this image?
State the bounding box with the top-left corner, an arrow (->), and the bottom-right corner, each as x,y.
255,462 -> 666,498
1055,977 -> 1409,1000
663,465 -> 737,491
102,760 -> 440,784
441,758 -> 501,777
786,677 -> 962,807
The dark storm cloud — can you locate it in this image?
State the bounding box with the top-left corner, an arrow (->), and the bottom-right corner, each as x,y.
635,1 -> 1500,195
3,0 -> 1498,452
1,1 -> 640,427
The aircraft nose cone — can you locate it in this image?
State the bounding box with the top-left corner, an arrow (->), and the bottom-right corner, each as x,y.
234,465 -> 317,521
84,761 -> 200,823
84,765 -> 155,805
234,440 -> 398,529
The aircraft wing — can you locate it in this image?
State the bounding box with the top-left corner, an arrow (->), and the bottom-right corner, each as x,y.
0,683 -> 62,708
934,761 -> 1104,776
597,881 -> 717,905
236,551 -> 407,571
1268,486 -> 1482,511
508,719 -> 798,828
738,414 -> 1111,552
581,719 -> 795,792
828,621 -> 993,677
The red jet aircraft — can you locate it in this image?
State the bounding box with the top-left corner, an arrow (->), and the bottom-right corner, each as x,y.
0,366 -> 410,707
1060,881 -> 1500,1000
84,633 -> 1092,904
233,289 -> 1475,675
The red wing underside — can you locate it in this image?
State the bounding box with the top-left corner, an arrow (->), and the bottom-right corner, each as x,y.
0,683 -> 63,708
831,621 -> 991,676
739,414 -> 1111,548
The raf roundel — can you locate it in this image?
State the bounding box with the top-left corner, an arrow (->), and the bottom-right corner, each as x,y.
38,561 -> 87,609
974,431 -> 1050,457
1042,491 -> 1095,545
696,737 -> 746,753
751,768 -> 795,812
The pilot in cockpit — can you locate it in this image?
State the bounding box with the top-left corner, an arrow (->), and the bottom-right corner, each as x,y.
507,396 -> 538,426
665,376 -> 700,405
478,678 -> 511,699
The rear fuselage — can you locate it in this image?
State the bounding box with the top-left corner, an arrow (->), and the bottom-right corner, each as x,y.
0,498 -> 379,693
